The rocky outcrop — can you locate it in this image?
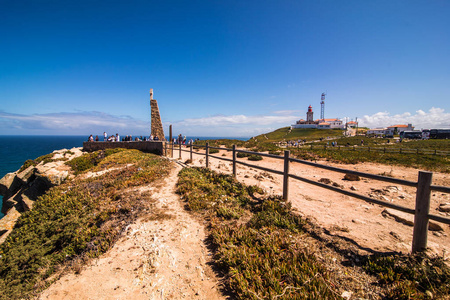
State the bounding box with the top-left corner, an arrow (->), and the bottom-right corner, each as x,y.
0,147 -> 83,243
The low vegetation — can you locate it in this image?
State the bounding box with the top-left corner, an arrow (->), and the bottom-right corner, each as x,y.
253,127 -> 344,142
197,128 -> 450,173
0,149 -> 172,299
19,153 -> 57,172
177,167 -> 450,299
177,167 -> 338,299
290,148 -> 450,173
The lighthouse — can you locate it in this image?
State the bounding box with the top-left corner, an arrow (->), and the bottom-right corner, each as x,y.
306,105 -> 314,122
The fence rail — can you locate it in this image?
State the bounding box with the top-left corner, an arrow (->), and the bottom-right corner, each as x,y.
288,144 -> 450,156
165,142 -> 450,253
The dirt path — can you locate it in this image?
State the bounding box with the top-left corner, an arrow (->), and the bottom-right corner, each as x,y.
40,163 -> 224,300
177,146 -> 450,256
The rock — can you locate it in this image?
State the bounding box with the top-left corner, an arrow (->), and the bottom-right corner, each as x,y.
352,219 -> 366,224
341,291 -> 352,299
361,205 -> 372,210
389,231 -> 402,241
380,195 -> 391,202
371,188 -> 388,195
382,208 -> 414,226
350,186 -> 357,191
0,173 -> 17,195
319,178 -> 332,184
332,182 -> 344,189
0,148 -> 83,241
382,208 -> 444,231
343,173 -> 360,181
438,203 -> 450,212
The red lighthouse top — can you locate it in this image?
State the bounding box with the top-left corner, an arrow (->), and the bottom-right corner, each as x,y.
308,105 -> 312,112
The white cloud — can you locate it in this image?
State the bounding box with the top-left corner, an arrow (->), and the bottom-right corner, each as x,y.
359,107 -> 450,129
3,107 -> 447,138
0,111 -> 150,135
175,113 -> 297,127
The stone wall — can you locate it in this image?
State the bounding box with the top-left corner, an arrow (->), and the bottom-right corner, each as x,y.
83,141 -> 164,155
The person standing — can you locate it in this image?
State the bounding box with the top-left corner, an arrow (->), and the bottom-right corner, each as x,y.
104,132 -> 107,141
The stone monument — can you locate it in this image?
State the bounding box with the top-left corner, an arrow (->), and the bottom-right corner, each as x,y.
150,89 -> 166,141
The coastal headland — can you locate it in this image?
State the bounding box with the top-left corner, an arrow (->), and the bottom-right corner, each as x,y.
1,133 -> 449,299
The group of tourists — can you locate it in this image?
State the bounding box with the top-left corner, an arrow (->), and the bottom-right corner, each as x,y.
172,134 -> 195,145
87,132 -> 161,142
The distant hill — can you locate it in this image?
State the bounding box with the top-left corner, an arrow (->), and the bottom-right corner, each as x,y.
254,127 -> 344,142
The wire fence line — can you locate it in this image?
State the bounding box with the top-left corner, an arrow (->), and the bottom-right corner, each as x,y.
164,142 -> 450,253
284,144 -> 450,156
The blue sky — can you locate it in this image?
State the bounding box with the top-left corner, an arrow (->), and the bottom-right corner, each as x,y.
1,0 -> 449,137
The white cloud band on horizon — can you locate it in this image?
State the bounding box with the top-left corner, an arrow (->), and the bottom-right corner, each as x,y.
0,107 -> 448,137
359,107 -> 450,129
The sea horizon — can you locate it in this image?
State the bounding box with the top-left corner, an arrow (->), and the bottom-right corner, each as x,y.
0,135 -> 250,219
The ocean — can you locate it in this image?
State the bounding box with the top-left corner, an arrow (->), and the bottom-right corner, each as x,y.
0,135 -> 249,219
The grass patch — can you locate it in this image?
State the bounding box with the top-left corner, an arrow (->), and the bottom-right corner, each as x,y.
291,148 -> 450,173
18,153 -> 56,172
0,149 -> 172,299
247,154 -> 263,161
253,127 -> 344,142
65,148 -> 125,174
362,253 -> 450,299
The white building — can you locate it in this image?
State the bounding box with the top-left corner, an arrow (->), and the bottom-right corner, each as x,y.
291,105 -> 344,130
366,128 -> 394,136
387,124 -> 414,133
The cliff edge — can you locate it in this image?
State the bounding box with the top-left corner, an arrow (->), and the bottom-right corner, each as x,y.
0,148 -> 83,244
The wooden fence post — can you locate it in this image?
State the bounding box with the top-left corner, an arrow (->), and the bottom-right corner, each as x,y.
412,171 -> 433,253
283,150 -> 290,201
232,145 -> 236,177
171,142 -> 174,158
179,143 -> 182,159
206,142 -> 209,168
190,144 -> 193,161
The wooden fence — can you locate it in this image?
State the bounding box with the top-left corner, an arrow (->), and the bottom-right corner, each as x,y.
164,142 -> 450,254
288,144 -> 450,156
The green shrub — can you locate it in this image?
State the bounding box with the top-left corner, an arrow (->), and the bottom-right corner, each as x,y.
236,152 -> 250,158
362,253 -> 450,299
209,148 -> 219,154
247,154 -> 263,161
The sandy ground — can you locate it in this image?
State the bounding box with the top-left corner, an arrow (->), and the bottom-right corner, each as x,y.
39,146 -> 449,299
39,165 -> 225,300
176,146 -> 450,256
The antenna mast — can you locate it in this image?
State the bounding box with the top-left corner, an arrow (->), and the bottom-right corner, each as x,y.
320,92 -> 326,120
